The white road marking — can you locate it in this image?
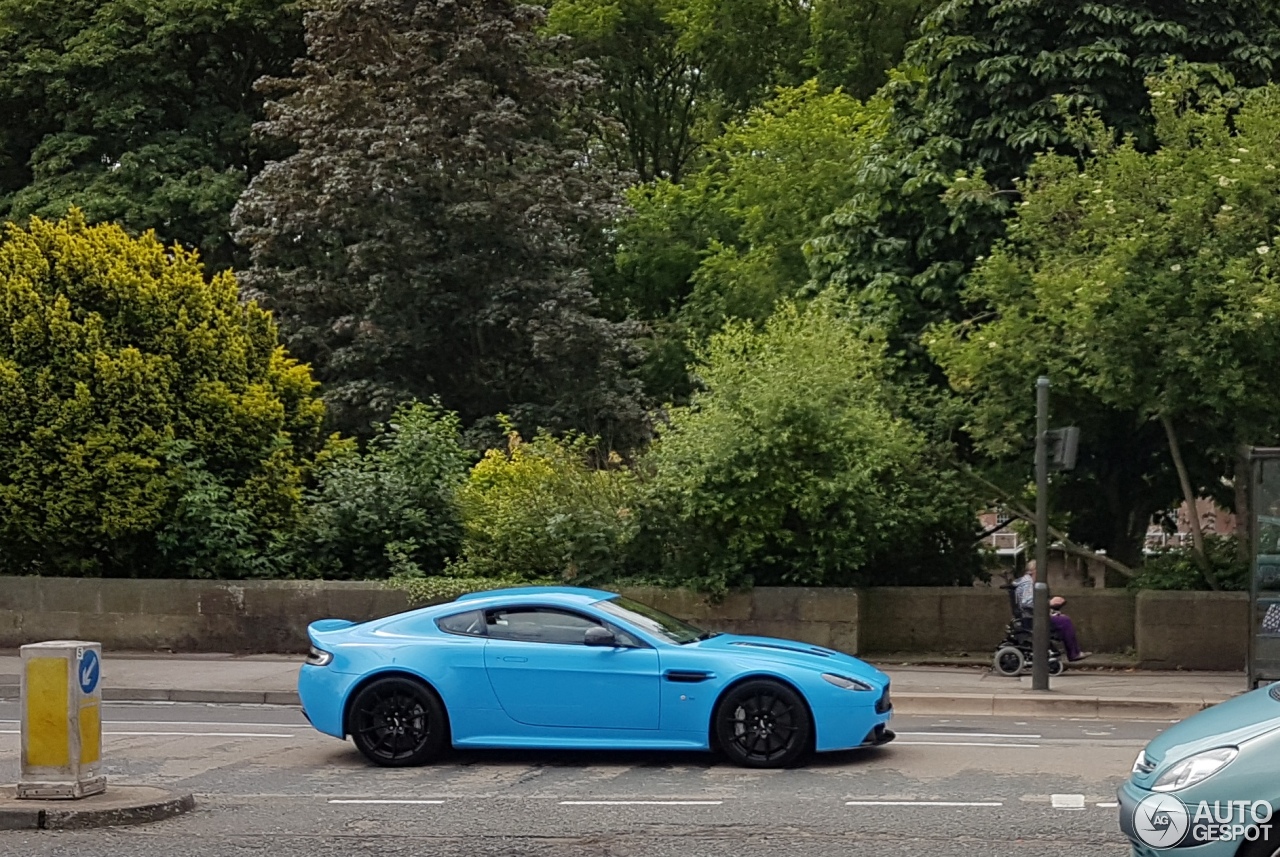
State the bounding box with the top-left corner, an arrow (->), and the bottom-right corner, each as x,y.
1051,794 -> 1086,810
896,732 -> 1041,739
329,799 -> 444,805
895,741 -> 1040,748
1097,802 -> 1119,808
0,730 -> 294,738
559,801 -> 723,806
846,801 -> 1003,807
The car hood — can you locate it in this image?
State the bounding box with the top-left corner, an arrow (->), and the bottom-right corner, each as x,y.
691,633 -> 888,686
1142,685 -> 1280,767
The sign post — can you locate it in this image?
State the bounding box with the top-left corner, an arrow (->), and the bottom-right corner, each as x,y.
17,641 -> 105,799
1248,448 -> 1280,688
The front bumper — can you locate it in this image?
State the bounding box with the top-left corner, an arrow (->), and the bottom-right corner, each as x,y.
1117,780 -> 1249,857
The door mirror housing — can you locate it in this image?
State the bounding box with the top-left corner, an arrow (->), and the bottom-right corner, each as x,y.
584,626 -> 617,647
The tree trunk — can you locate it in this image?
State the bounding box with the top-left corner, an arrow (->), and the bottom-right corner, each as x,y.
1160,413 -> 1220,590
1235,448 -> 1252,564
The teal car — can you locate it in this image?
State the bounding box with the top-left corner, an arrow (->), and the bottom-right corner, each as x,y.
1119,684 -> 1280,857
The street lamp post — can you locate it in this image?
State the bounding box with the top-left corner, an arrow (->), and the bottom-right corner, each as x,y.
1033,376 -> 1050,691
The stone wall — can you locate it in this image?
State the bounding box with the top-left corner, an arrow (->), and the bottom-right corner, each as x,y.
0,577 -> 1251,670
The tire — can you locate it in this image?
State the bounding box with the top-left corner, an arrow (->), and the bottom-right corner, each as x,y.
1048,658 -> 1066,677
713,679 -> 812,768
993,646 -> 1026,677
348,676 -> 448,767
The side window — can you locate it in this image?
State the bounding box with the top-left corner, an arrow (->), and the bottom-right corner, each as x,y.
485,608 -> 601,645
436,609 -> 486,637
483,607 -> 642,647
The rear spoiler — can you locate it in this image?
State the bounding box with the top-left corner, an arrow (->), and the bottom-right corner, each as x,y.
307,618 -> 357,646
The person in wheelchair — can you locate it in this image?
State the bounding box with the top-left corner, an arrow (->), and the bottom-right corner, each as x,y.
1014,561 -> 1090,662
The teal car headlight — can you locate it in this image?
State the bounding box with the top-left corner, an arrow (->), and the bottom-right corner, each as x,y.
1151,747 -> 1238,792
822,673 -> 874,691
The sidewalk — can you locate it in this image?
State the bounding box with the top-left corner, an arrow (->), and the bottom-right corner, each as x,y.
0,651 -> 1250,719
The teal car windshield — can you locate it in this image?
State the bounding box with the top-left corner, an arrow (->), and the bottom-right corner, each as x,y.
595,596 -> 712,644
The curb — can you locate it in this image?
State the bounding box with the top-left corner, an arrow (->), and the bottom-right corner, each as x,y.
0,786 -> 194,831
893,692 -> 1222,720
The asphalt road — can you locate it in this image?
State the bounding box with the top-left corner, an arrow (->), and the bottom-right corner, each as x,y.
0,702 -> 1161,856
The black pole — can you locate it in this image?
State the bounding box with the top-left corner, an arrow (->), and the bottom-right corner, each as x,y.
1033,376 -> 1051,690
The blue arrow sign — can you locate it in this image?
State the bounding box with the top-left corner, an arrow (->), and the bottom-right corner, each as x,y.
79,650 -> 99,695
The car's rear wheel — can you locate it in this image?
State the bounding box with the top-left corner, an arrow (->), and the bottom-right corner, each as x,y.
714,679 -> 811,768
349,676 -> 447,767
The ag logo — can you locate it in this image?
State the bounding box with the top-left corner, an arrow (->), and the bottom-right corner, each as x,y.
1134,793 -> 1190,848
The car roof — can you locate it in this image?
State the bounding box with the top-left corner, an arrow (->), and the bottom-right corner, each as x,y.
450,586 -> 619,608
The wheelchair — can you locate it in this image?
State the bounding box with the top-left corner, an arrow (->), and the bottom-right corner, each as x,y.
992,584 -> 1065,677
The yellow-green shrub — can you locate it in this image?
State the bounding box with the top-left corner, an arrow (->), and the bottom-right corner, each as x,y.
449,427 -> 637,583
0,212 -> 327,576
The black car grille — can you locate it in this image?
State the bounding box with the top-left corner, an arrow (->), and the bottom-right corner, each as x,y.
876,684 -> 892,714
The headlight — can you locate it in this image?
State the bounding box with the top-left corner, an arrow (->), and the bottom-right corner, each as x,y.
822,673 -> 873,691
305,646 -> 333,667
1152,747 -> 1238,792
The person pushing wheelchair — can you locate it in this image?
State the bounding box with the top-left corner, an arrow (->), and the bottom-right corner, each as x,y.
1012,561 -> 1091,662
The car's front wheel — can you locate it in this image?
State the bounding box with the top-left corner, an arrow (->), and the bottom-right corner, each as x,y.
713,679 -> 812,768
348,676 -> 448,767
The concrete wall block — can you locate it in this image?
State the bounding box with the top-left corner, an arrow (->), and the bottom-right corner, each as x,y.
1059,590 -> 1135,654
0,577 -> 40,613
827,621 -> 859,656
796,589 -> 859,624
140,580 -> 206,616
1136,591 -> 1248,670
737,620 -> 832,648
749,588 -> 804,621
95,579 -> 145,615
859,588 -> 945,652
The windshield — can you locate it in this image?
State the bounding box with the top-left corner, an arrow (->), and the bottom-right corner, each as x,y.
594,596 -> 714,645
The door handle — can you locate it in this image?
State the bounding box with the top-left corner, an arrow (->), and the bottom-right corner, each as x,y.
501,656 -> 528,663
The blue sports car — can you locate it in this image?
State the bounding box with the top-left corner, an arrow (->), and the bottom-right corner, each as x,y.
298,586 -> 894,768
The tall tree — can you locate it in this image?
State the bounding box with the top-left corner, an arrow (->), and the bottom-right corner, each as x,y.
0,0 -> 303,271
233,0 -> 648,448
929,78 -> 1280,578
546,0 -> 933,181
810,0 -> 1280,360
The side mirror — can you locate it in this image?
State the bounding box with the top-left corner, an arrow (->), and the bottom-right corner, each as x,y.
584,626 -> 617,647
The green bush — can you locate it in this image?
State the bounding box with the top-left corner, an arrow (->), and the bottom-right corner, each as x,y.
1130,535 -> 1250,592
291,401 -> 471,580
447,426 -> 639,584
0,213 -> 327,577
635,299 -> 982,592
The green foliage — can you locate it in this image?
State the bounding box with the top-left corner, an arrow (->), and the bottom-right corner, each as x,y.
0,0 -> 304,271
930,76 -> 1280,568
810,0 -> 1280,359
291,402 -> 471,580
607,83 -> 883,401
0,212 -> 327,577
1131,537 -> 1249,592
234,0 -> 648,448
450,426 -> 639,584
546,0 -> 933,181
638,299 -> 981,592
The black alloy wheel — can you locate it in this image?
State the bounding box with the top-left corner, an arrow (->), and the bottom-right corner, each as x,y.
349,676 -> 448,767
714,679 -> 812,768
